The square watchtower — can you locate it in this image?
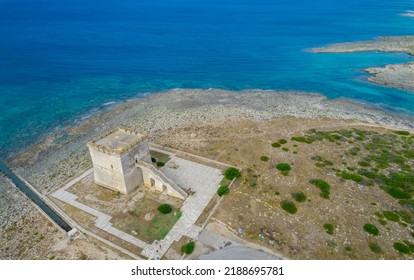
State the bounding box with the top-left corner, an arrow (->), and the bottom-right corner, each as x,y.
87,128 -> 151,194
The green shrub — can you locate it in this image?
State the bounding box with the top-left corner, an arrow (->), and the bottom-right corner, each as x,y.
364,224 -> 380,236
387,187 -> 412,199
157,161 -> 165,167
340,172 -> 363,183
275,191 -> 280,196
397,211 -> 412,224
157,204 -> 172,214
358,161 -> 370,167
112,191 -> 121,198
224,167 -> 241,180
151,157 -> 157,163
292,192 -> 306,202
181,241 -> 195,254
282,147 -> 289,152
271,142 -> 281,148
260,156 -> 269,162
369,242 -> 382,254
278,139 -> 287,144
217,186 -> 229,197
393,242 -> 411,254
383,211 -> 400,222
394,131 -> 410,136
276,163 -> 291,171
309,179 -> 331,199
281,200 -> 297,214
323,224 -> 335,235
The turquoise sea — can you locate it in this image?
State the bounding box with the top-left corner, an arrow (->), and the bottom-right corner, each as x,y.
1,0 -> 414,156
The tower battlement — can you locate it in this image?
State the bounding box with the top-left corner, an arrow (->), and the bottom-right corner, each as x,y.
88,128 -> 148,156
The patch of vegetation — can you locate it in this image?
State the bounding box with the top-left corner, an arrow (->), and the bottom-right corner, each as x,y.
339,172 -> 363,183
271,142 -> 281,148
150,151 -> 171,165
112,191 -> 121,199
358,161 -> 370,167
383,211 -> 400,222
282,147 -> 289,152
217,186 -> 230,197
378,219 -> 387,226
292,192 -> 306,202
276,163 -> 291,171
281,200 -> 297,214
397,211 -> 412,224
275,191 -> 280,196
276,163 -> 291,176
394,131 -> 410,136
323,224 -> 335,235
369,242 -> 382,254
364,224 -> 380,236
157,204 -> 173,214
291,136 -> 314,144
309,179 -> 331,199
260,156 -> 269,162
278,139 -> 287,144
181,241 -> 195,255
156,161 -> 165,167
387,187 -> 412,199
311,156 -> 334,168
393,242 -> 411,254
224,167 -> 241,180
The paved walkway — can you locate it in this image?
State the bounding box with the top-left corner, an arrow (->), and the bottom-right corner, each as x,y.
51,169 -> 148,248
141,157 -> 223,259
51,156 -> 223,259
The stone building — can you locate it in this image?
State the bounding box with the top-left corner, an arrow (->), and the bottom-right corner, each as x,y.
87,128 -> 187,199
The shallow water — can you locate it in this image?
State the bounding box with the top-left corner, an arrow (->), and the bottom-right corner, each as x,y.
1,0 -> 414,155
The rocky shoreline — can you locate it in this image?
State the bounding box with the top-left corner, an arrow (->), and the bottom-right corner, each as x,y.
310,36 -> 414,92
365,62 -> 414,91
310,36 -> 414,55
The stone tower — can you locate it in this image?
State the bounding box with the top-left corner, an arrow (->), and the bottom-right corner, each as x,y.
87,128 -> 151,194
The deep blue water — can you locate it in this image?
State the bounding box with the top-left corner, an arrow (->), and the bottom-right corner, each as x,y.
1,0 -> 414,156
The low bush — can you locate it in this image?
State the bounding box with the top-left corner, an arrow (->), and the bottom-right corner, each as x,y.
323,224 -> 335,235
157,161 -> 165,167
387,187 -> 412,199
364,224 -> 380,236
276,163 -> 291,172
394,131 -> 410,136
271,142 -> 281,148
309,179 -> 331,199
340,172 -> 363,183
358,161 -> 370,167
278,139 -> 287,144
217,186 -> 230,197
393,242 -> 411,254
157,204 -> 172,214
260,156 -> 269,162
383,211 -> 400,222
369,242 -> 382,254
281,200 -> 297,214
181,241 -> 195,255
292,192 -> 306,202
224,167 -> 241,180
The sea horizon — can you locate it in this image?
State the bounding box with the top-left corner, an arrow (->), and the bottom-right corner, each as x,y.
1,0 -> 414,156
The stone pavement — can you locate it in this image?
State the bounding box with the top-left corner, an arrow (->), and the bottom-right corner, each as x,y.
51,155 -> 223,259
141,156 -> 223,259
